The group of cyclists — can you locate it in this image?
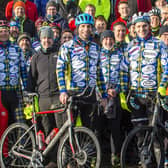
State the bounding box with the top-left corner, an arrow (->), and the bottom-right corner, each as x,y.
1,0 -> 168,167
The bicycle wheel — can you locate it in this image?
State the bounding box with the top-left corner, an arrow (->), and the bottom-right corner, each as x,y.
120,126 -> 164,168
0,123 -> 35,168
57,127 -> 101,168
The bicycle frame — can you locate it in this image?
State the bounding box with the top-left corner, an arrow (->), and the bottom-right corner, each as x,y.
11,96 -> 77,162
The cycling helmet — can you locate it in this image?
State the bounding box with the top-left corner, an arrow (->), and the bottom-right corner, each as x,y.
132,12 -> 150,24
0,20 -> 9,28
75,13 -> 94,26
149,8 -> 161,18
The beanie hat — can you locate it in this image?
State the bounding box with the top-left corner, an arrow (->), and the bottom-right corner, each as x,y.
100,30 -> 114,43
17,32 -> 31,44
159,25 -> 168,35
13,1 -> 26,10
38,26 -> 54,40
46,1 -> 59,11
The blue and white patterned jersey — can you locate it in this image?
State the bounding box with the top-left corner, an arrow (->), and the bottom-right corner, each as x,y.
120,34 -> 168,93
100,48 -> 123,93
56,37 -> 107,98
0,42 -> 27,90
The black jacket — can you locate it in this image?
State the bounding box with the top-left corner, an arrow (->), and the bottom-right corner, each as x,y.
27,47 -> 59,97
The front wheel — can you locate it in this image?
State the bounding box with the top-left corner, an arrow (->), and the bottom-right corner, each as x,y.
57,127 -> 101,168
0,123 -> 35,168
120,126 -> 164,168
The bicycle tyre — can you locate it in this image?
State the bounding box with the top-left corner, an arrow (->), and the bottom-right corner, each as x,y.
0,123 -> 35,168
120,126 -> 164,168
57,127 -> 101,168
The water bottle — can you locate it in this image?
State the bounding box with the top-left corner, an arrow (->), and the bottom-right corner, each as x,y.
37,130 -> 46,151
45,128 -> 59,145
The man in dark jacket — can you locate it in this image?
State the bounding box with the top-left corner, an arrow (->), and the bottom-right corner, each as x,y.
27,26 -> 60,168
44,0 -> 69,30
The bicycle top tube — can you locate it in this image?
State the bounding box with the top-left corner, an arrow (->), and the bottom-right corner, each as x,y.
36,109 -> 64,115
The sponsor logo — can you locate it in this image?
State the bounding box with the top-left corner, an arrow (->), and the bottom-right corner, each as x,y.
10,78 -> 18,86
9,47 -> 16,53
0,81 -> 5,85
0,63 -> 5,70
142,65 -> 155,74
73,71 -> 85,82
89,79 -> 96,87
141,80 -> 156,88
145,43 -> 154,50
131,72 -> 139,81
143,50 -> 158,58
0,73 -> 6,81
77,81 -> 85,87
10,66 -> 19,73
72,60 -> 85,69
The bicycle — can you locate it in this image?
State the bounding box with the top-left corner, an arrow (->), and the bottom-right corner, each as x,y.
0,87 -> 101,168
120,92 -> 168,168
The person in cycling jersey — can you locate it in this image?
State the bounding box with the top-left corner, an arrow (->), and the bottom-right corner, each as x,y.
148,8 -> 161,38
0,18 -> 27,124
56,13 -> 107,130
120,12 -> 168,167
99,30 -> 126,166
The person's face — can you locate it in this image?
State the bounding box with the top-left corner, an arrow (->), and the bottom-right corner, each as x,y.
61,32 -> 73,44
19,38 -> 31,52
161,32 -> 168,45
85,6 -> 95,18
40,37 -> 54,49
135,22 -> 150,39
0,28 -> 9,42
52,28 -> 60,40
155,0 -> 167,9
78,24 -> 92,41
113,24 -> 126,42
14,6 -> 25,17
102,37 -> 114,50
150,15 -> 160,28
10,26 -> 19,38
118,3 -> 130,18
47,6 -> 57,16
129,24 -> 136,38
161,9 -> 168,22
95,20 -> 107,34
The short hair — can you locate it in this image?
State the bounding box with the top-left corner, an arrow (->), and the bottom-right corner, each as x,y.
95,15 -> 107,24
113,22 -> 126,30
118,0 -> 128,8
61,29 -> 74,36
85,4 -> 96,11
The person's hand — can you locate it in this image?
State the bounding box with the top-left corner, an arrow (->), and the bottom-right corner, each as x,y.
108,89 -> 117,97
101,98 -> 107,109
59,92 -> 68,104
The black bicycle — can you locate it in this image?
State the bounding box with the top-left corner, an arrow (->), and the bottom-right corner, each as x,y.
120,93 -> 168,168
0,87 -> 101,168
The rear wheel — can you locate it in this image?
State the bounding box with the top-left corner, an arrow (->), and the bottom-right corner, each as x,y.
57,127 -> 101,168
0,123 -> 35,168
120,126 -> 164,168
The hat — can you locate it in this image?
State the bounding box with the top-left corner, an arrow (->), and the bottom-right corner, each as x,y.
17,32 -> 31,44
46,1 -> 59,11
132,12 -> 150,24
0,19 -> 9,29
100,30 -> 114,43
13,1 -> 25,10
38,26 -> 54,40
159,25 -> 168,35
